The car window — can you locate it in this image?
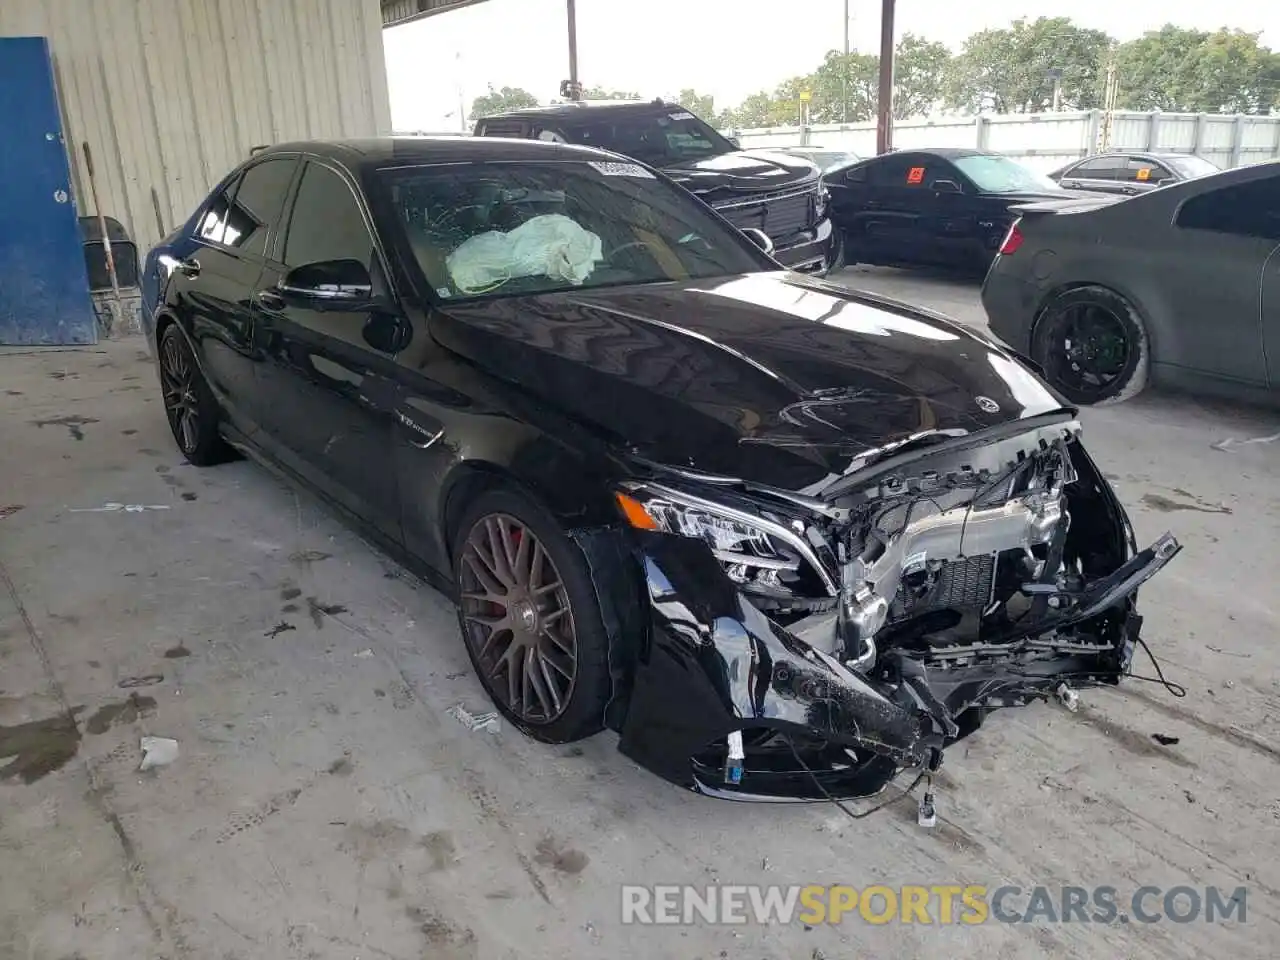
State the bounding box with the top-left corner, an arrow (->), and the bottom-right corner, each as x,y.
197,175 -> 241,244
551,110 -> 737,167
1120,159 -> 1172,184
952,155 -> 1064,194
382,159 -> 769,302
1067,157 -> 1118,180
1175,176 -> 1280,242
220,158 -> 296,256
866,154 -> 927,187
1163,155 -> 1218,179
283,162 -> 375,269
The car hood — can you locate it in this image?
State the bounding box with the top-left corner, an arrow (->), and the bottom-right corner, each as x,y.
662,150 -> 819,197
432,273 -> 1066,493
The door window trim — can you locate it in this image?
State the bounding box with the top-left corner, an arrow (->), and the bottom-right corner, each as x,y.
276,155 -> 398,301
193,152 -> 302,258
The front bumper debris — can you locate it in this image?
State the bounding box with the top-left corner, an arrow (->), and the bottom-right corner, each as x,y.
616,528 -> 1180,802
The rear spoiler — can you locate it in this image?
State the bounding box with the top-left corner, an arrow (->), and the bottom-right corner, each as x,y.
1010,195 -> 1121,216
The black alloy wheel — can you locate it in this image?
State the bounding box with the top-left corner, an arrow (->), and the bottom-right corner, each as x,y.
1032,286 -> 1149,404
459,513 -> 579,725
158,325 -> 232,465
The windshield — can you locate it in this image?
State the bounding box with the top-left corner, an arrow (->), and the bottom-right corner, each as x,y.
382,160 -> 768,302
952,155 -> 1064,194
1163,155 -> 1219,179
549,110 -> 737,167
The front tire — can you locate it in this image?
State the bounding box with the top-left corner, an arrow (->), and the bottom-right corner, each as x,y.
158,325 -> 234,465
1031,286 -> 1150,405
451,487 -> 611,743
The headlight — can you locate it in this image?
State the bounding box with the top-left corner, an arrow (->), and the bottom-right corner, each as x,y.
615,483 -> 836,599
814,182 -> 829,220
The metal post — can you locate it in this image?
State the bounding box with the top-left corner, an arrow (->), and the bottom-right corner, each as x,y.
842,0 -> 850,124
81,141 -> 124,336
566,0 -> 580,100
1229,114 -> 1246,168
875,0 -> 895,154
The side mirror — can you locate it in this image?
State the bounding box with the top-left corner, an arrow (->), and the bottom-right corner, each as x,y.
931,179 -> 962,194
727,136 -> 741,149
740,227 -> 775,256
1155,178 -> 1174,187
278,259 -> 382,312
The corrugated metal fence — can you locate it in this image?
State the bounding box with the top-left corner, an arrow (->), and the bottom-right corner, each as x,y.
737,110 -> 1280,173
0,0 -> 392,255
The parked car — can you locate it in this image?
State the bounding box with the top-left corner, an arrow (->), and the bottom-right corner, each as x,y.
473,99 -> 838,274
827,148 -> 1086,275
141,137 -> 1178,802
1048,151 -> 1219,196
983,160 -> 1280,405
777,146 -> 861,173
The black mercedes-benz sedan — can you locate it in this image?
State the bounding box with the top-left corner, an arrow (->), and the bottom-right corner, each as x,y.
474,100 -> 838,274
141,137 -> 1179,803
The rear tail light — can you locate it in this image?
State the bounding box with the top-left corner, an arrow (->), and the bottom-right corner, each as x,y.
999,221 -> 1024,255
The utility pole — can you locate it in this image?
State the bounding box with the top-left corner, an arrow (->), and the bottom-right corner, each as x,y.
1098,59 -> 1118,151
842,0 -> 850,124
1047,67 -> 1063,112
562,0 -> 582,101
876,0 -> 895,154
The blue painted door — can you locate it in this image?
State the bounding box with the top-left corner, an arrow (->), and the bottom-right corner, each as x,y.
0,36 -> 96,345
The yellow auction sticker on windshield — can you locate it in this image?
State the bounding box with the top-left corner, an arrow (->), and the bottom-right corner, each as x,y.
1136,167 -> 1151,181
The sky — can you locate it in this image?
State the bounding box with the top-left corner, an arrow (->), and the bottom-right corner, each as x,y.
382,0 -> 1280,132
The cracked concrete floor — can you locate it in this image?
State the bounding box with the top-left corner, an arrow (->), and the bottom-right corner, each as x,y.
1,301 -> 1278,959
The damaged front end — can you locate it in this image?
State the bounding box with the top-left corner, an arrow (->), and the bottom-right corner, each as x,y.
614,415 -> 1181,800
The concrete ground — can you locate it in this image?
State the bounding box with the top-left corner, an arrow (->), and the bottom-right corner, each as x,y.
2,271 -> 1278,959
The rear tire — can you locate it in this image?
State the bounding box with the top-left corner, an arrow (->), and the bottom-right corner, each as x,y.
157,325 -> 234,466
1031,286 -> 1150,405
451,486 -> 611,744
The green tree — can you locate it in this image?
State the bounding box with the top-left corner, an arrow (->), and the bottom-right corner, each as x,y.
581,86 -> 643,101
1116,26 -> 1280,113
809,34 -> 952,121
723,34 -> 953,128
468,85 -> 538,121
673,88 -> 716,119
945,17 -> 1113,114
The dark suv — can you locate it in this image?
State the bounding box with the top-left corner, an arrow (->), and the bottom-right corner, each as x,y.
475,100 -> 838,273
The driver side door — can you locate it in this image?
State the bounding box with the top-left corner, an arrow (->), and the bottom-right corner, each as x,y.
251,159 -> 405,542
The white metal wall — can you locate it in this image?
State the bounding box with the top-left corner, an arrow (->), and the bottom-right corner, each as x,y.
738,111 -> 1280,174
0,0 -> 392,254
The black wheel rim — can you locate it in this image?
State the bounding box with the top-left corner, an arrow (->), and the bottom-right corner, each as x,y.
160,334 -> 200,454
1041,301 -> 1131,399
458,513 -> 578,725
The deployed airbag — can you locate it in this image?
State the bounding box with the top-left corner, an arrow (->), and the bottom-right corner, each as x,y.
446,214 -> 603,293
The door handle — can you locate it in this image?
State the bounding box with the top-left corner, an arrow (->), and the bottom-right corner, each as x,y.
255,289 -> 286,311
176,257 -> 201,278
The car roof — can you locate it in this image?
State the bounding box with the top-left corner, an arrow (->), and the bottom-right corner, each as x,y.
257,136 -> 631,171
482,99 -> 677,121
871,147 -> 1000,160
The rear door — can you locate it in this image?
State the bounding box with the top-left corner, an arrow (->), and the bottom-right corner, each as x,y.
252,159 -> 404,541
0,37 -> 96,344
1060,156 -> 1124,194
1165,174 -> 1280,385
171,155 -> 298,434
830,153 -> 936,265
1118,158 -> 1174,195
